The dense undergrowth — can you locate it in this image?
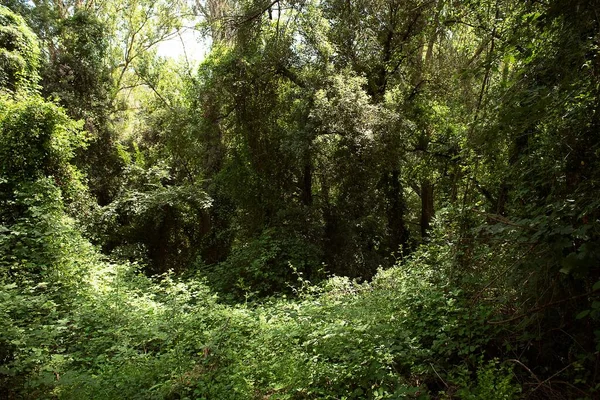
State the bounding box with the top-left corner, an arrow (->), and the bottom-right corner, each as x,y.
1,195 -> 520,399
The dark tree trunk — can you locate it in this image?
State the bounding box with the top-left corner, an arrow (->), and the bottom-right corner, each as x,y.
148,205 -> 174,274
383,169 -> 409,254
301,163 -> 312,206
496,128 -> 529,215
420,179 -> 434,238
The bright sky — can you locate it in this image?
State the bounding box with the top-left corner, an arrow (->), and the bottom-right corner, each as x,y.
156,28 -> 210,64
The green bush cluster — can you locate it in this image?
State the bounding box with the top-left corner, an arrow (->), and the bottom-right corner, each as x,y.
196,228 -> 323,302
0,5 -> 39,92
0,95 -> 85,190
0,216 -> 521,399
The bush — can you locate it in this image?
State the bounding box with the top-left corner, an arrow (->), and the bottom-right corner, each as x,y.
197,227 -> 323,302
0,5 -> 40,92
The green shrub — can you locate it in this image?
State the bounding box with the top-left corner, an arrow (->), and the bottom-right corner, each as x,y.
0,5 -> 40,92
443,358 -> 520,400
197,227 -> 322,302
0,94 -> 86,201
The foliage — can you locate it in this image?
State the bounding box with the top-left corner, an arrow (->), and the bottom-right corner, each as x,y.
444,358 -> 520,400
94,162 -> 212,274
0,5 -> 40,92
197,227 -> 323,302
1,0 -> 600,398
1,232 -> 515,399
0,178 -> 98,396
0,94 -> 85,187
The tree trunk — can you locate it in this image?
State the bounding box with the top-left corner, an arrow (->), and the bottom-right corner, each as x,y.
301,162 -> 312,206
420,179 -> 434,238
196,0 -> 235,45
384,169 -> 409,254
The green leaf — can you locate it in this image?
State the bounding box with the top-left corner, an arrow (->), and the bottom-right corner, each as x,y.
593,281 -> 600,291
576,310 -> 590,320
559,267 -> 571,274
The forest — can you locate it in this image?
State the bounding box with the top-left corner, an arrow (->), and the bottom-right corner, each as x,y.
1,0 -> 599,398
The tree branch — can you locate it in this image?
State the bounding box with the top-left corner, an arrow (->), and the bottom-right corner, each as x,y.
489,291 -> 596,325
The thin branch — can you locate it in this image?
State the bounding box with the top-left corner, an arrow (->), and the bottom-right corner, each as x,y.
471,244 -> 536,303
532,360 -> 580,393
489,291 -> 596,325
276,66 -> 306,88
471,208 -> 534,231
430,363 -> 449,389
506,359 -> 541,383
534,380 -> 590,397
238,0 -> 279,25
468,0 -> 500,138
